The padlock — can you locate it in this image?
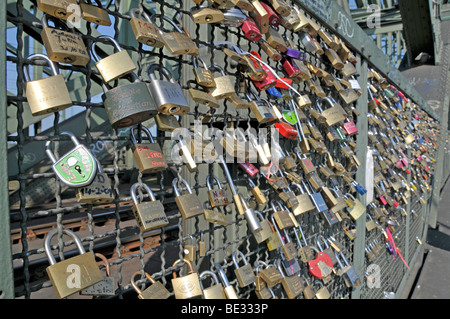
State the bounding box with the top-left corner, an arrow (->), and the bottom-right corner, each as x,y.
334,250 -> 361,288
403,130 -> 415,144
243,51 -> 268,81
253,211 -> 273,243
265,27 -> 287,52
192,56 -> 216,87
183,235 -> 198,262
253,262 -> 271,298
130,126 -> 167,173
271,215 -> 297,261
323,42 -> 344,70
208,64 -> 235,99
293,223 -> 314,263
313,281 -> 331,299
316,97 -> 346,127
232,250 -> 256,287
155,113 -> 181,131
275,259 -> 304,299
218,155 -> 246,215
345,193 -> 366,221
260,2 -> 281,26
282,57 -> 302,78
147,64 -> 190,115
316,235 -> 337,267
131,182 -> 169,232
203,201 -> 229,226
206,174 -> 230,207
76,159 -> 113,204
255,261 -> 283,288
271,202 -> 295,230
308,245 -> 333,280
173,177 -> 204,219
246,89 -> 277,124
199,270 -> 226,299
241,16 -> 262,41
46,131 -> 97,188
91,36 -> 136,83
240,195 -> 263,234
191,7 -> 225,24
171,259 -> 203,299
150,14 -> 198,55
250,51 -> 277,90
215,263 -> 239,299
23,53 -> 72,116
44,228 -> 103,299
131,271 -> 171,299
101,72 -> 157,128
36,0 -> 79,20
129,8 -> 165,47
342,118 -> 359,136
302,277 -> 316,299
259,39 -> 282,61
80,253 -> 115,296
40,14 -> 90,66
80,0 -> 112,26
266,0 -> 291,16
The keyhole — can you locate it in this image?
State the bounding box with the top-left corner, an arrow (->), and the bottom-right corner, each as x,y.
74,165 -> 83,176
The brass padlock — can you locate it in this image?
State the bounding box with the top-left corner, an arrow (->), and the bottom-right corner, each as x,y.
91,36 -> 136,83
250,0 -> 269,33
171,259 -> 203,299
131,182 -> 169,232
247,178 -> 267,204
267,0 -> 291,16
23,53 -> 72,116
316,97 -> 346,127
41,14 -> 90,66
246,89 -> 277,124
253,211 -> 273,243
155,113 -> 181,131
215,263 -> 239,299
203,202 -> 229,226
80,253 -> 115,296
150,14 -> 198,55
276,259 -> 304,299
80,0 -> 112,26
199,270 -> 226,299
291,182 -> 316,216
173,177 -> 204,219
183,235 -> 197,262
44,228 -> 103,299
208,64 -> 235,99
193,56 -> 216,87
130,126 -> 168,173
232,250 -> 256,287
271,202 -> 295,230
129,8 -> 164,47
206,174 -> 230,207
314,281 -> 331,299
265,27 -> 287,52
188,84 -> 220,108
191,7 -> 225,24
76,160 -> 114,204
36,0 -> 79,20
131,271 -> 171,299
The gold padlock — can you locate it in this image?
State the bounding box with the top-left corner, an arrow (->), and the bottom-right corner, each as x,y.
44,228 -> 103,299
208,64 -> 235,99
173,178 -> 204,219
130,126 -> 168,174
192,56 -> 216,87
232,250 -> 256,287
36,0 -> 79,20
76,160 -> 114,204
23,53 -> 72,116
191,7 -> 224,24
199,270 -> 226,299
129,8 -> 165,47
206,174 -> 230,207
131,271 -> 171,299
276,259 -> 304,299
183,235 -> 197,262
80,0 -> 112,26
171,259 -> 203,299
250,0 -> 269,33
155,113 -> 181,132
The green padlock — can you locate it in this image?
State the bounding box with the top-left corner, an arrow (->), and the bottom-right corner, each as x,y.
46,132 -> 97,187
282,109 -> 298,125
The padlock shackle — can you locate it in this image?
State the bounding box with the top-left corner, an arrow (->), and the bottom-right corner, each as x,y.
90,35 -> 123,63
131,271 -> 157,294
207,64 -> 226,76
315,235 -> 329,251
149,13 -> 184,33
130,182 -> 156,205
199,270 -> 220,288
147,63 -> 175,83
172,177 -> 193,197
94,252 -> 111,277
130,125 -> 155,144
172,258 -> 194,278
45,131 -> 81,164
206,174 -> 223,191
334,250 -> 345,269
214,263 -> 231,286
218,155 -> 238,195
41,13 -> 75,32
232,250 -> 248,268
129,7 -> 152,23
23,53 -> 59,83
44,228 -> 86,266
192,55 -> 208,70
275,259 -> 286,278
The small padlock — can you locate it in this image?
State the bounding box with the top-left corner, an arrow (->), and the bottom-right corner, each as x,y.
192,56 -> 216,87
150,14 -> 198,55
271,216 -> 297,261
131,182 -> 169,232
80,253 -> 115,296
36,0 -> 79,20
232,250 -> 257,287
191,6 -> 225,24
199,270 -> 226,299
91,36 -> 136,83
215,263 -> 239,299
41,14 -> 90,66
171,259 -> 203,299
23,53 -> 72,116
131,271 -> 171,299
271,201 -> 295,230
80,0 -> 112,26
206,174 -> 230,207
147,64 -> 190,115
246,89 -> 277,124
266,0 -> 291,16
241,16 -> 262,41
46,131 -> 97,188
313,281 -> 331,299
173,177 -> 204,219
130,125 -> 168,173
44,228 -> 103,299
129,8 -> 165,47
208,64 -> 235,99
76,159 -> 113,204
253,211 -> 273,243
247,178 -> 267,204
203,201 -> 229,226
183,235 -> 198,262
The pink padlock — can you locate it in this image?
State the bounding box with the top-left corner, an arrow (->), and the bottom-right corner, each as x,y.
395,160 -> 404,168
379,195 -> 387,205
342,120 -> 358,135
414,113 -> 420,120
241,17 -> 262,41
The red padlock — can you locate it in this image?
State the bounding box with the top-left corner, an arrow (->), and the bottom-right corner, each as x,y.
405,169 -> 411,174
251,51 -> 277,90
241,17 -> 262,41
260,2 -> 281,27
414,113 -> 420,120
393,200 -> 400,208
281,57 -> 301,77
275,121 -> 298,139
275,77 -> 293,89
239,162 -> 259,177
342,120 -> 358,135
308,251 -> 333,279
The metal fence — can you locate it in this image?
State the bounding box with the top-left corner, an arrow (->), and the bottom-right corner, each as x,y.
1,0 -> 441,299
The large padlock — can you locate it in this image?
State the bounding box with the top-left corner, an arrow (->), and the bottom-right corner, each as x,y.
91,36 -> 136,83
129,8 -> 164,48
102,72 -> 157,128
316,96 -> 346,127
130,125 -> 167,173
308,246 -> 333,280
131,182 -> 169,232
173,177 -> 204,219
41,14 -> 90,66
36,0 -> 79,20
171,259 -> 203,299
147,64 -> 190,115
80,0 -> 112,26
80,253 -> 115,296
131,271 -> 171,299
150,14 -> 198,55
232,250 -> 256,287
76,159 -> 113,204
199,270 -> 226,299
206,174 -> 230,207
207,64 -> 235,99
23,53 -> 72,116
46,131 -> 97,188
44,228 -> 103,299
